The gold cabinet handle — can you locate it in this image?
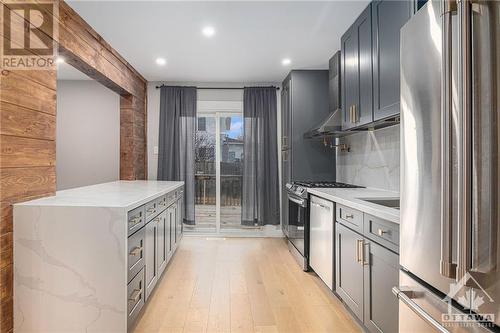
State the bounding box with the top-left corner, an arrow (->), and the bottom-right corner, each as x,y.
345,213 -> 354,219
147,207 -> 156,213
128,289 -> 141,303
356,239 -> 363,263
129,246 -> 143,256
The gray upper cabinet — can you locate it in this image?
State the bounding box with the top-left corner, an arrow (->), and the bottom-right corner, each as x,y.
372,0 -> 412,121
363,240 -> 399,333
335,222 -> 364,320
287,71 -> 335,181
341,4 -> 373,130
281,79 -> 291,153
341,26 -> 358,130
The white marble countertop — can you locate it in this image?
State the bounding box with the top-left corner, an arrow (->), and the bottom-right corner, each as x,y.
15,180 -> 184,210
307,187 -> 400,224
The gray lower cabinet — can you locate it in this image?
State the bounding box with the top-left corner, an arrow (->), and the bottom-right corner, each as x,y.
145,215 -> 159,300
127,267 -> 145,328
167,204 -> 175,257
336,215 -> 399,332
335,222 -> 364,320
157,211 -> 168,276
176,194 -> 183,244
363,240 -> 399,333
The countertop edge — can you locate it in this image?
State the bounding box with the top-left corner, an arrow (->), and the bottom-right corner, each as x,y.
307,188 -> 400,224
13,181 -> 185,211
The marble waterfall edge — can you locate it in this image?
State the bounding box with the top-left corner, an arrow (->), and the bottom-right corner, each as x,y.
14,205 -> 128,332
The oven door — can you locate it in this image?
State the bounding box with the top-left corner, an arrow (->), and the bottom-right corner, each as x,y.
287,194 -> 308,259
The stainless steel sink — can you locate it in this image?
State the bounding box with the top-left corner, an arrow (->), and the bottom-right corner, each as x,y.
359,198 -> 400,210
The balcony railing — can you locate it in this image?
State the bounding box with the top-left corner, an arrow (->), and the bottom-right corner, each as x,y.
195,174 -> 242,206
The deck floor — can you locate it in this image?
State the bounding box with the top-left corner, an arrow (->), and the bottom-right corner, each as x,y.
185,205 -> 259,231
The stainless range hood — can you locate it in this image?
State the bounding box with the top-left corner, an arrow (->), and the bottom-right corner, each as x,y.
303,107 -> 345,138
303,51 -> 346,139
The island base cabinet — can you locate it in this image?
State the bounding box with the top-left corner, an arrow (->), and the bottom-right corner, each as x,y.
167,204 -> 175,258
176,196 -> 183,244
157,211 -> 168,276
335,222 -> 364,320
363,240 -> 399,333
127,267 -> 145,328
145,216 -> 159,300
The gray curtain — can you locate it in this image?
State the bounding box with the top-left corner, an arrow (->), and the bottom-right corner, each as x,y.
242,87 -> 280,225
157,86 -> 197,224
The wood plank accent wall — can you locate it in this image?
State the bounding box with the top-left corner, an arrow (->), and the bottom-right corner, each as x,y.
0,1 -> 147,332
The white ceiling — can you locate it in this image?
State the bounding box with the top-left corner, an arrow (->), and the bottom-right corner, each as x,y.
62,1 -> 369,83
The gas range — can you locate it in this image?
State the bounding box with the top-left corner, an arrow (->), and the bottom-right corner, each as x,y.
286,181 -> 364,199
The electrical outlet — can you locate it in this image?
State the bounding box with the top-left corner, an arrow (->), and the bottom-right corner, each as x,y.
153,146 -> 159,155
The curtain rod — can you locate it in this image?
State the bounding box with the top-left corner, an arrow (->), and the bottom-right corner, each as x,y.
155,84 -> 279,90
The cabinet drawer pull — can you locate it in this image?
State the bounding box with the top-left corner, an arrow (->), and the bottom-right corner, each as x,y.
146,207 -> 156,213
345,213 -> 354,219
129,217 -> 142,226
129,246 -> 143,256
377,229 -> 390,236
128,289 -> 141,303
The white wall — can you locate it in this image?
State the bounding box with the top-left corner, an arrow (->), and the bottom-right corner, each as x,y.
56,80 -> 120,190
147,81 -> 281,180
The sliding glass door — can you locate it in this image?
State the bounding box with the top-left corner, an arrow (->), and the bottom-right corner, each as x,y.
219,115 -> 244,230
191,114 -> 217,232
187,111 -> 258,234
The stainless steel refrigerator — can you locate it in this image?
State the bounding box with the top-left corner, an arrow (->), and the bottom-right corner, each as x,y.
395,0 -> 499,331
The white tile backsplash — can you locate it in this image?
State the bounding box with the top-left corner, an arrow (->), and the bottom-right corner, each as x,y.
336,125 -> 400,192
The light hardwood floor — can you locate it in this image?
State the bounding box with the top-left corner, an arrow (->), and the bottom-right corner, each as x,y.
133,237 -> 361,333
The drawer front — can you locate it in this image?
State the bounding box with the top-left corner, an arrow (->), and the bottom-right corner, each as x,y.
165,191 -> 176,207
363,214 -> 399,253
145,200 -> 158,220
156,195 -> 167,212
127,206 -> 145,236
127,227 -> 145,283
336,204 -> 363,233
176,188 -> 184,202
127,267 -> 145,328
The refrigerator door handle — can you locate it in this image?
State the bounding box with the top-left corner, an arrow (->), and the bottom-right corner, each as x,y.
392,287 -> 450,333
439,1 -> 457,279
456,0 -> 473,280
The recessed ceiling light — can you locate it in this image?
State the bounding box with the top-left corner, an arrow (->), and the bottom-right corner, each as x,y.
156,57 -> 167,66
282,58 -> 291,66
202,26 -> 216,38
55,56 -> 65,64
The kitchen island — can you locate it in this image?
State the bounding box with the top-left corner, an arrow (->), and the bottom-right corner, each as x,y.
13,180 -> 184,333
